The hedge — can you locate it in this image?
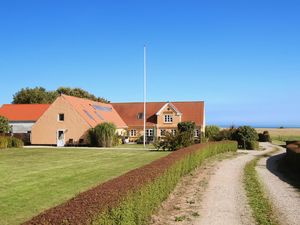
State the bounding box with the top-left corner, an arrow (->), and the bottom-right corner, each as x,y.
0,136 -> 24,149
24,141 -> 237,225
286,141 -> 300,172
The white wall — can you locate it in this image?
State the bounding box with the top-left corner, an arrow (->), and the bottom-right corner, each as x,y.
10,121 -> 35,133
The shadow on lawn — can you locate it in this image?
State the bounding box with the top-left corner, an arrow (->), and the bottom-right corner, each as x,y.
266,153 -> 300,192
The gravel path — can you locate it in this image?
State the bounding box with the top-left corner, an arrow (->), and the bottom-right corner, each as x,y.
194,152 -> 259,225
256,143 -> 300,225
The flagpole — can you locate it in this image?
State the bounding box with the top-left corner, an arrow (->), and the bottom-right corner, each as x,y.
143,45 -> 147,148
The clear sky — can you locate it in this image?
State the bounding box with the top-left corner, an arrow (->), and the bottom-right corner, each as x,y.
0,0 -> 299,127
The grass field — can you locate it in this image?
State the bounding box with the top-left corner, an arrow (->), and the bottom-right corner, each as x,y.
255,128 -> 300,145
0,147 -> 169,225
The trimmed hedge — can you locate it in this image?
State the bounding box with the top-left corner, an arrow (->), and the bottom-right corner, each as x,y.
0,136 -> 24,149
24,141 -> 237,225
286,142 -> 300,172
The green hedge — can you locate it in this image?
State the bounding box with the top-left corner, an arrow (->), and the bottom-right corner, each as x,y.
0,136 -> 24,149
25,141 -> 237,225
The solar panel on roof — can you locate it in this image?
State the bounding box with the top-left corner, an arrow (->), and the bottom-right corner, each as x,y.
95,111 -> 104,120
83,110 -> 95,121
92,105 -> 112,112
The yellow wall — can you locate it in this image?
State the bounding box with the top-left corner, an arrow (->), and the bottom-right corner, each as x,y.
31,97 -> 91,145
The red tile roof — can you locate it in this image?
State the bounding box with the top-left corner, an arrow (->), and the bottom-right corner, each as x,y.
62,95 -> 127,128
0,104 -> 50,121
111,101 -> 205,127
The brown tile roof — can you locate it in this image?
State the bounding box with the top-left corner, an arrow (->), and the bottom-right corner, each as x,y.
0,104 -> 50,121
111,101 -> 205,127
62,95 -> 127,128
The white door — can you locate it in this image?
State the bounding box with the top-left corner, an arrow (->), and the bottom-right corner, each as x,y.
57,130 -> 65,147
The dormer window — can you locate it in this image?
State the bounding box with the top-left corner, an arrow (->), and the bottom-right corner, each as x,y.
137,112 -> 144,120
164,114 -> 173,123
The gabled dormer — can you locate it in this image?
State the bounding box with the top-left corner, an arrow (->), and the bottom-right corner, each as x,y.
156,102 -> 182,127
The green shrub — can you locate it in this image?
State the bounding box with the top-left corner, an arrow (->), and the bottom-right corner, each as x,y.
246,140 -> 259,150
11,137 -> 24,148
155,121 -> 197,151
0,136 -> 8,149
232,126 -> 259,149
88,122 -> 117,147
0,136 -> 24,149
205,125 -> 221,141
177,121 -> 196,145
258,131 -> 271,142
0,116 -> 10,133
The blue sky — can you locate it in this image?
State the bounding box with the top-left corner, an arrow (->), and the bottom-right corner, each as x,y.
0,0 -> 299,127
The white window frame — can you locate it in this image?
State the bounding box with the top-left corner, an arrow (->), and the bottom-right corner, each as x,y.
130,129 -> 137,137
194,129 -> 200,137
164,114 -> 173,123
146,129 -> 153,137
171,129 -> 177,135
160,129 -> 166,136
58,113 -> 64,122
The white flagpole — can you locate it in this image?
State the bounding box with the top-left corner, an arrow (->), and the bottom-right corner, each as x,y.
143,45 -> 147,148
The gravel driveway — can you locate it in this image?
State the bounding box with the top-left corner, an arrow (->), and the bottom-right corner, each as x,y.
256,143 -> 300,225
194,149 -> 269,225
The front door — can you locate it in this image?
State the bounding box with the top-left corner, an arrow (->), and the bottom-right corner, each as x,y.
57,130 -> 65,147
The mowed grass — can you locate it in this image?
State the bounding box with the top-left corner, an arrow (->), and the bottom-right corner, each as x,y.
0,147 -> 169,225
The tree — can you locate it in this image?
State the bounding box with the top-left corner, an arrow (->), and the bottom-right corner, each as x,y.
88,122 -> 116,147
178,121 -> 196,145
13,87 -> 57,104
0,116 -> 10,133
233,126 -> 259,150
12,87 -> 109,104
205,125 -> 221,141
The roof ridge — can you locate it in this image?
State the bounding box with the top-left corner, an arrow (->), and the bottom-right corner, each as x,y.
112,101 -> 204,104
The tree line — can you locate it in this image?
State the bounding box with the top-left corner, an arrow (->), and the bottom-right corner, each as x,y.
12,87 -> 109,104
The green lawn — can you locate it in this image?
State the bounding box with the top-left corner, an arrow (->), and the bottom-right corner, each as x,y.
0,147 -> 169,225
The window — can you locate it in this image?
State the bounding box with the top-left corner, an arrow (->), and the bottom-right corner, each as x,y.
164,114 -> 173,123
137,112 -> 144,120
160,129 -> 166,136
171,129 -> 176,135
130,129 -> 137,137
194,129 -> 200,137
146,129 -> 153,137
58,113 -> 64,121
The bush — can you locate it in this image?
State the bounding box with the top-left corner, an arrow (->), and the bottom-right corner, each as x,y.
88,122 -> 117,147
0,136 -> 23,149
177,121 -> 196,145
0,136 -> 8,149
205,125 -> 221,141
154,121 -> 197,151
232,126 -> 259,150
0,116 -> 10,133
11,137 -> 24,148
24,141 -> 237,225
258,131 -> 271,142
246,141 -> 259,150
